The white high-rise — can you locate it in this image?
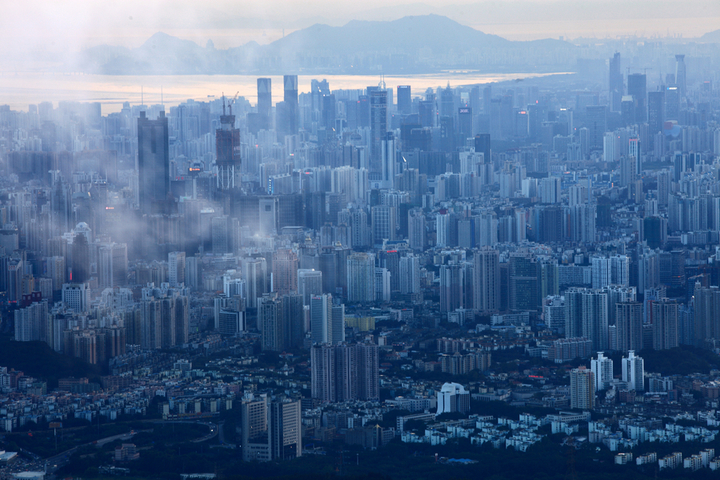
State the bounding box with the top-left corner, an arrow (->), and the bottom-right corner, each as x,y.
622,350 -> 644,392
590,352 -> 614,391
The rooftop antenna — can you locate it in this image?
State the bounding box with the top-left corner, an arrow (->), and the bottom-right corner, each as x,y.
141,86 -> 144,107
161,86 -> 164,108
222,92 -> 226,116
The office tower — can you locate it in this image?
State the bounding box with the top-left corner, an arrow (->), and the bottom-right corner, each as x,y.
622,350 -> 644,391
591,352 -> 613,391
138,111 -> 170,214
282,294 -> 304,348
168,251 -> 186,287
647,90 -> 665,139
609,52 -> 623,112
473,247 -> 500,314
627,73 -> 647,123
675,54 -> 686,97
585,105 -> 606,151
399,255 -> 421,295
257,77 -> 272,130
297,269 -> 323,306
215,101 -> 241,190
369,89 -> 388,181
269,400 -> 302,460
436,382 -> 471,415
692,283 -> 720,347
475,134 -> 493,173
243,258 -> 268,309
259,294 -> 285,351
440,263 -> 464,313
509,253 -> 539,312
310,294 -> 332,345
665,86 -> 680,121
273,249 -> 298,294
397,85 -> 411,115
241,395 -> 270,461
616,302 -> 643,353
652,298 -> 678,350
347,252 -> 375,303
282,74 -> 299,135
570,366 -> 595,410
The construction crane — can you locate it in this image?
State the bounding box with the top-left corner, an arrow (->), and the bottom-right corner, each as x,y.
228,91 -> 239,116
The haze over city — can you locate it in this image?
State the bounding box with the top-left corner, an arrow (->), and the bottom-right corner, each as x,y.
1,1 -> 720,480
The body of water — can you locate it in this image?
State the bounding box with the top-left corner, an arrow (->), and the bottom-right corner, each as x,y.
0,72 -> 564,113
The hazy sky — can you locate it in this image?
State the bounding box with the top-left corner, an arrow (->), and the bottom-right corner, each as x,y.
2,0 -> 720,68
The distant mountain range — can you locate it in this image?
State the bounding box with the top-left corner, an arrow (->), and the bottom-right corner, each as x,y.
72,15 -> 578,75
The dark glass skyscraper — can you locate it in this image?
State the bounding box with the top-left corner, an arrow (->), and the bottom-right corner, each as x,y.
137,111 -> 169,215
397,85 -> 411,115
627,73 -> 647,124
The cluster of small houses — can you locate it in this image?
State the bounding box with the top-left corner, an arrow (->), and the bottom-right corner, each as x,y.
615,448 -> 720,471
400,411 -> 590,452
399,409 -> 720,470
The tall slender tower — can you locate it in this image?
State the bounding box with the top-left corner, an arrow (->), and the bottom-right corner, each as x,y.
369,89 -> 388,182
675,55 -> 686,97
215,98 -> 240,190
609,52 -> 623,112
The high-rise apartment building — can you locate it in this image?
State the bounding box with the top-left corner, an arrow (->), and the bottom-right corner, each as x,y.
622,350 -> 644,391
590,352 -> 613,391
570,366 -> 595,410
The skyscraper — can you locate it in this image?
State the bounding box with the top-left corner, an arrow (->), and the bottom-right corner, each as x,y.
397,85 -> 411,115
137,111 -> 170,214
585,105 -> 606,152
310,293 -> 332,345
369,89 -> 388,181
168,251 -> 185,287
215,101 -> 241,190
675,54 -> 686,97
298,269 -> 323,306
283,74 -> 299,135
473,247 -> 500,314
609,52 -> 623,112
347,253 -> 375,303
627,73 -> 647,124
257,77 -> 272,130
